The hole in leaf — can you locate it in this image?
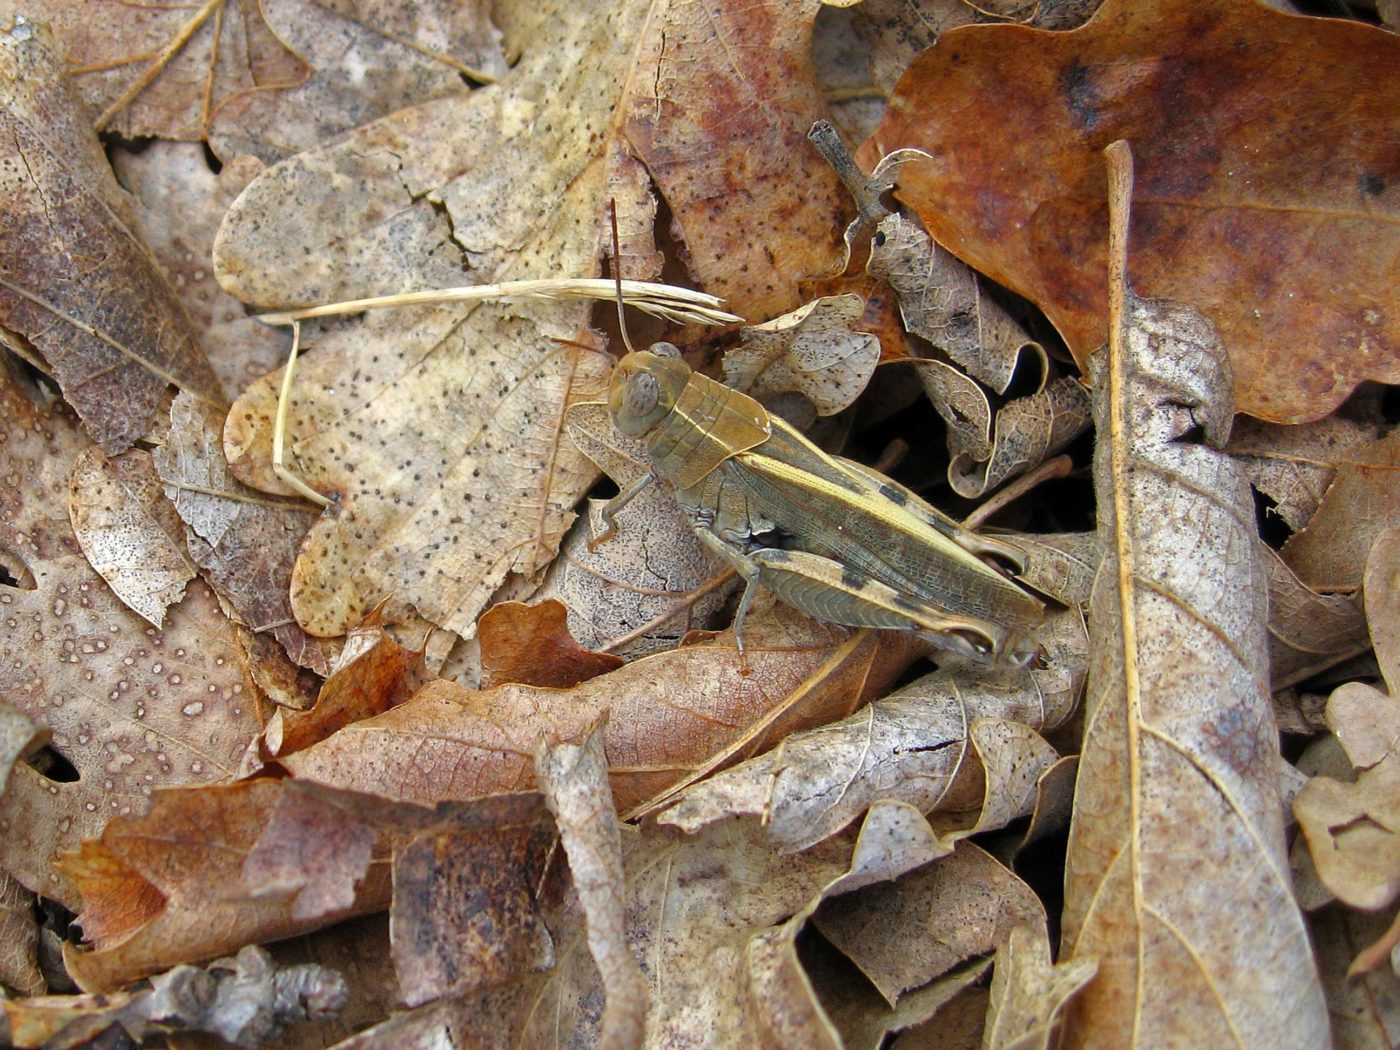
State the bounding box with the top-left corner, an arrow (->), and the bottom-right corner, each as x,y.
26,744 -> 80,784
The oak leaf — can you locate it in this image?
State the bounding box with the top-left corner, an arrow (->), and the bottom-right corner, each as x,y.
874,0 -> 1400,423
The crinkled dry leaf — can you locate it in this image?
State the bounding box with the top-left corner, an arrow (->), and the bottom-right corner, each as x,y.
814,955 -> 991,1050
209,0 -> 507,163
537,725 -> 646,1049
1295,530 -> 1400,913
983,922 -> 1096,1050
722,294 -> 879,416
281,601 -> 928,816
0,23 -> 224,454
814,843 -> 1044,1006
0,700 -> 46,798
1264,545 -> 1368,691
874,0 -> 1400,423
1059,144 -> 1325,1045
26,0 -> 304,142
1228,415 -> 1383,534
68,448 -> 195,629
0,869 -> 42,996
0,368 -> 267,909
110,144 -> 289,398
1281,429 -> 1400,593
1310,905 -> 1400,1049
479,600 -> 624,689
659,609 -> 1085,851
867,213 -> 1044,397
949,376 -> 1091,499
155,392 -> 333,678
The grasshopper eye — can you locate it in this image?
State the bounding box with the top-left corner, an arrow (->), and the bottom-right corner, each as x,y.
623,371 -> 661,418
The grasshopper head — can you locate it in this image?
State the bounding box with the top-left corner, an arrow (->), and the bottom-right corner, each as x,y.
609,346 -> 692,437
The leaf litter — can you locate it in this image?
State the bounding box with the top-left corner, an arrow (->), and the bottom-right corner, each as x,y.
1,0 -> 1399,1045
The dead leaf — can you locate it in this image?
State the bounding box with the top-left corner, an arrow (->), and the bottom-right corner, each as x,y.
479,600 -> 624,689
1310,905 -> 1400,1049
1228,415 -> 1383,534
27,0 -> 305,142
874,0 -> 1400,423
813,955 -> 991,1050
209,0 -> 507,163
154,392 -> 333,679
867,213 -> 1044,397
722,294 -> 880,416
0,366 -> 268,909
2,944 -> 346,1048
1295,529 -> 1400,913
1281,429 -> 1400,592
537,725 -> 647,1050
0,21 -> 225,454
1264,545 -> 1369,691
279,601 -> 928,816
983,922 -> 1096,1050
68,448 -> 195,629
949,376 -> 1091,499
814,842 -> 1045,1005
658,609 -> 1086,851
0,869 -> 43,996
1058,143 -> 1325,1045
110,143 -> 290,399
264,614 -> 427,758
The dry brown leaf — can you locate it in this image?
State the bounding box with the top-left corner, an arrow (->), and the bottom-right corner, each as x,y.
155,392 -> 333,679
1228,415 -> 1384,535
0,367 -> 268,909
814,956 -> 991,1050
873,0 -> 1400,423
1264,545 -> 1369,691
868,213 -> 1044,397
110,144 -> 289,399
983,922 -> 1096,1050
0,868 -> 43,996
68,448 -> 195,629
279,600 -> 928,816
813,842 -> 1045,1006
1281,429 -> 1400,593
1295,529 -> 1400,914
1310,905 -> 1400,1049
23,0 -> 305,142
949,376 -> 1091,499
722,294 -> 880,416
537,725 -> 646,1050
0,22 -> 224,454
1058,145 -> 1325,1045
263,614 -> 428,759
658,609 -> 1086,851
0,700 -> 47,798
209,0 -> 507,163
479,600 -> 624,689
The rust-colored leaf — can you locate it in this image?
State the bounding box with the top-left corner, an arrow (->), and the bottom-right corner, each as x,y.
0,24 -> 225,454
479,600 -> 624,690
874,0 -> 1400,423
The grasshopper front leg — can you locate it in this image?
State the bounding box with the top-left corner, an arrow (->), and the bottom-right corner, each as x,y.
588,472 -> 657,550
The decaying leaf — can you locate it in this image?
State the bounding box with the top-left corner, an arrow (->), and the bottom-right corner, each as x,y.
0,366 -> 267,909
1264,545 -> 1369,691
0,868 -> 43,996
110,143 -> 289,398
1295,529 -> 1400,914
209,0 -> 508,163
1058,144 -> 1326,1045
279,601 -> 928,816
1228,415 -> 1383,535
659,609 -> 1086,851
0,21 -> 224,454
1281,429 -> 1400,593
479,600 -> 624,689
22,0 -> 305,142
722,294 -> 879,416
537,725 -> 647,1050
813,842 -> 1045,1006
983,922 -> 1096,1050
1309,905 -> 1400,1049
68,448 -> 195,629
949,376 -> 1091,499
875,0 -> 1400,423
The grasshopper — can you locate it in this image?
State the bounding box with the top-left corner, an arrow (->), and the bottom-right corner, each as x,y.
593,344 -> 1046,666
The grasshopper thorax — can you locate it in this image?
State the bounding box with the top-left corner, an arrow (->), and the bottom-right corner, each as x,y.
609,346 -> 691,437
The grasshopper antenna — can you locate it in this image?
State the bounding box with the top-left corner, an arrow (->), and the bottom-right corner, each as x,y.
608,200 -> 636,355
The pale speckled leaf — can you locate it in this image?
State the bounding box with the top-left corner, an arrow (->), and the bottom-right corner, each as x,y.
949,376 -> 1091,499
983,922 -> 1096,1050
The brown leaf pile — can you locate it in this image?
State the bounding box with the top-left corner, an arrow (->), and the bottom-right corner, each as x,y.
0,0 -> 1397,1046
